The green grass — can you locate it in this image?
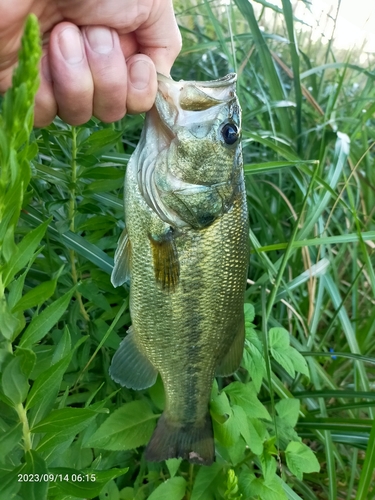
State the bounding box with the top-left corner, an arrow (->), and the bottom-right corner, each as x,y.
1,1 -> 375,499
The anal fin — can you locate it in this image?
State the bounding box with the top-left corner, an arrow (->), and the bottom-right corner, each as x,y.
149,231 -> 180,291
109,327 -> 158,390
111,227 -> 131,288
215,316 -> 245,377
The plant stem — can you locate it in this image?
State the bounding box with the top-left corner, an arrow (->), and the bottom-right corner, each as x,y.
186,463 -> 194,500
15,402 -> 31,452
69,127 -> 89,322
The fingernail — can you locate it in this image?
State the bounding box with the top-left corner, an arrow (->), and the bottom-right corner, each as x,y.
129,61 -> 152,90
41,55 -> 52,82
86,26 -> 114,54
58,27 -> 84,64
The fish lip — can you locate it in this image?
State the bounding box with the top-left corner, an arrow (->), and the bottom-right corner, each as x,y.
156,72 -> 237,87
156,72 -> 238,114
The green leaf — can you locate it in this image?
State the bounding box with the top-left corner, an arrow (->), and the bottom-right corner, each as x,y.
19,450 -> 48,500
119,487 -> 134,500
224,382 -> 271,420
86,400 -> 157,450
148,477 -> 187,500
275,399 -> 300,428
286,348 -> 309,378
247,418 -> 266,456
0,297 -> 23,340
0,422 -> 23,462
31,408 -> 98,434
0,465 -> 23,499
269,327 -> 289,351
242,340 -> 266,392
269,328 -> 309,378
99,479 -> 120,500
190,463 -> 223,500
166,459 -> 182,479
84,177 -> 123,193
244,302 -> 255,324
213,408 -> 240,448
1,219 -> 49,287
220,436 -> 247,466
246,476 -> 287,500
12,278 -> 57,313
19,287 -> 75,347
7,268 -> 28,309
210,384 -> 231,423
36,410 -> 101,453
48,467 -> 128,499
21,206 -> 114,275
232,405 -> 254,450
81,166 -> 124,180
271,349 -> 296,378
260,451 -> 277,484
51,326 -> 71,364
285,441 -> 320,480
229,406 -> 266,457
275,416 -> 300,445
78,280 -> 111,312
1,355 -> 29,405
26,353 -> 72,412
15,347 -> 36,378
79,128 -> 124,155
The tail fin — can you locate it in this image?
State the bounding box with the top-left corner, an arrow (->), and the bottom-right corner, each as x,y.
145,412 -> 214,466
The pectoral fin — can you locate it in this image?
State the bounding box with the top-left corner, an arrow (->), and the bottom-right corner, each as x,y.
111,228 -> 131,287
215,317 -> 245,376
149,231 -> 180,291
109,327 -> 158,390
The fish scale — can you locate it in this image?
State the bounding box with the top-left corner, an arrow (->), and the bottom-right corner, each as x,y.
110,73 -> 249,465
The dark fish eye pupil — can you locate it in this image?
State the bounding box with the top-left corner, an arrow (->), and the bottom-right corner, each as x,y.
222,123 -> 239,145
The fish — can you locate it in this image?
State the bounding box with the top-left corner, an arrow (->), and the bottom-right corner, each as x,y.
110,72 -> 249,465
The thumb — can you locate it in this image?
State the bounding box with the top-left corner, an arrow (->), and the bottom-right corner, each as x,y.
134,0 -> 181,76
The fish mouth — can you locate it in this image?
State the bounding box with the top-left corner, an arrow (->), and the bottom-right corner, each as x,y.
153,73 -> 239,139
156,72 -> 237,115
157,72 -> 237,112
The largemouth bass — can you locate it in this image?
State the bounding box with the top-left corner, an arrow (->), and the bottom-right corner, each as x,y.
110,73 -> 249,465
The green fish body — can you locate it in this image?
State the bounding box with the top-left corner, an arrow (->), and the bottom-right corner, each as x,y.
110,73 -> 249,465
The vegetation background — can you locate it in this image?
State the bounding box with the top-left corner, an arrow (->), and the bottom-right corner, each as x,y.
0,0 -> 375,499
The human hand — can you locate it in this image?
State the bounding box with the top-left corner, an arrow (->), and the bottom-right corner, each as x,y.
0,0 -> 181,126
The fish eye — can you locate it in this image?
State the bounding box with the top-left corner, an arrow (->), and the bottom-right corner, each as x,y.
221,122 -> 239,145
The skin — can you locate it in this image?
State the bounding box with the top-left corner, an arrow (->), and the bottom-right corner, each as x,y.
0,0 -> 181,126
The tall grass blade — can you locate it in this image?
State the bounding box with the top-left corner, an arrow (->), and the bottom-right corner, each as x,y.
233,0 -> 293,138
281,0 -> 302,151
355,419 -> 375,500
